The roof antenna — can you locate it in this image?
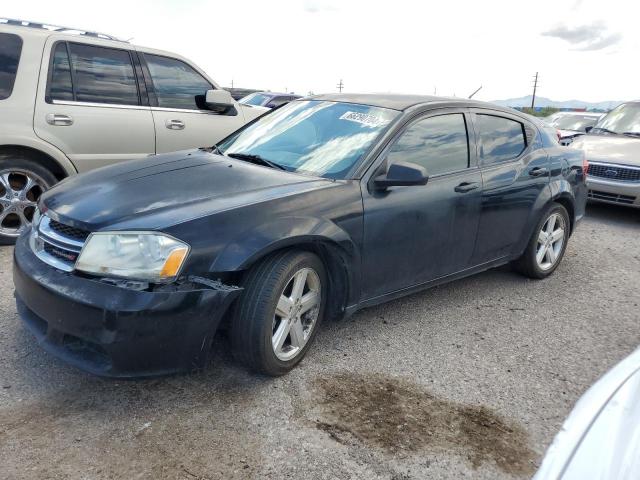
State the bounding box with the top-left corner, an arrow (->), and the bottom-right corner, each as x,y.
469,85 -> 483,99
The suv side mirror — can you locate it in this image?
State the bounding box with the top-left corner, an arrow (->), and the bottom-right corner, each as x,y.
205,89 -> 237,116
373,161 -> 429,189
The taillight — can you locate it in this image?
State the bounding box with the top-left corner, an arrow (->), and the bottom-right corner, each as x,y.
583,156 -> 589,175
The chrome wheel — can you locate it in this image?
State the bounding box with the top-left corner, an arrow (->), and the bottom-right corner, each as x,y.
536,212 -> 566,271
272,267 -> 322,362
0,169 -> 48,239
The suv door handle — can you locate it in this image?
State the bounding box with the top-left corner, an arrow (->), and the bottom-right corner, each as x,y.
529,167 -> 549,177
165,119 -> 185,130
45,114 -> 73,126
454,182 -> 479,193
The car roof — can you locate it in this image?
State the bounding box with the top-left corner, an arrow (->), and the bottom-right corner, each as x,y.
307,93 -> 513,113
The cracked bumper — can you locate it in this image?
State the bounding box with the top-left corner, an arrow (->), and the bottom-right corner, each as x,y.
13,233 -> 242,378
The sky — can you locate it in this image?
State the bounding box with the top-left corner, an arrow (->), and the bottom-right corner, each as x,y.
3,0 -> 639,102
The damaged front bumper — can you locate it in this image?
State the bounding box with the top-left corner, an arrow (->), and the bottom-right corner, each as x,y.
13,233 -> 242,378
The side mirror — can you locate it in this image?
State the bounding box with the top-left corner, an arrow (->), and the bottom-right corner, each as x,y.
585,126 -> 593,133
205,89 -> 237,116
373,161 -> 429,189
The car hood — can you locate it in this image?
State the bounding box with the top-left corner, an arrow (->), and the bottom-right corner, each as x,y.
571,134 -> 640,166
41,149 -> 333,231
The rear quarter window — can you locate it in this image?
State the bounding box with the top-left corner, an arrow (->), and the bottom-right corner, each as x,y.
0,32 -> 23,100
476,114 -> 527,164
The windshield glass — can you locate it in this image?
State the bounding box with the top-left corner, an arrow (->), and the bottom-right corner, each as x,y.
240,93 -> 271,106
594,104 -> 640,135
219,100 -> 399,179
551,115 -> 599,132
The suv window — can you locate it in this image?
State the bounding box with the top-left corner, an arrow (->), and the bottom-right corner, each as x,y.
143,54 -> 212,110
476,114 -> 526,164
387,113 -> 469,176
0,33 -> 23,100
48,43 -> 139,105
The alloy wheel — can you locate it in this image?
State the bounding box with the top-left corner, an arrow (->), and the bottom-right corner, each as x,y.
0,169 -> 48,239
272,267 -> 322,361
535,212 -> 566,271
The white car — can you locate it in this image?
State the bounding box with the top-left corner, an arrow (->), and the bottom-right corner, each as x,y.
0,18 -> 268,244
535,346 -> 640,479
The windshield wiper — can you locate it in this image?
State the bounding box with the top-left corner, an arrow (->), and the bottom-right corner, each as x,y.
622,131 -> 640,138
590,127 -> 618,135
226,152 -> 286,170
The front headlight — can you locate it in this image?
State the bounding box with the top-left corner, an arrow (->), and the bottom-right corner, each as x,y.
75,232 -> 190,282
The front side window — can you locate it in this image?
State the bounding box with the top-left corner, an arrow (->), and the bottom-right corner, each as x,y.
144,54 -> 212,110
67,43 -> 139,105
476,114 -> 526,164
386,114 -> 469,176
219,100 -> 398,179
0,32 -> 23,100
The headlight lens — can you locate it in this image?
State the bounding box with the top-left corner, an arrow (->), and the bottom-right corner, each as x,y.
75,232 -> 189,282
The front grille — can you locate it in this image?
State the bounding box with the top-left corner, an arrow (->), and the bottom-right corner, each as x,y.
588,163 -> 640,182
588,190 -> 637,205
43,241 -> 80,263
49,219 -> 91,241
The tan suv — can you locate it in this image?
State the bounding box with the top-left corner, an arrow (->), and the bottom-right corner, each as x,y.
0,18 -> 268,244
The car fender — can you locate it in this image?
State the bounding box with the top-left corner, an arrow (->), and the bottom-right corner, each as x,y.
513,184 -> 554,256
210,215 -> 358,273
0,135 -> 77,177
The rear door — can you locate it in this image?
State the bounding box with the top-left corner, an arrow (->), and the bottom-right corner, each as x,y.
470,110 -> 551,264
140,53 -> 245,153
361,110 -> 482,300
34,39 -> 155,172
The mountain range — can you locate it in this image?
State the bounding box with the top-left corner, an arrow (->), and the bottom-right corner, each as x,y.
490,95 -> 628,111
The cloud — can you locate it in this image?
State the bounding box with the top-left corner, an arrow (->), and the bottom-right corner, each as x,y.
303,1 -> 338,13
541,21 -> 622,51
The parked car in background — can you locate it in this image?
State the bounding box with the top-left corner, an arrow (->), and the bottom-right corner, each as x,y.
571,102 -> 640,208
239,91 -> 302,109
0,18 -> 268,244
13,94 -> 587,378
545,112 -> 603,146
535,346 -> 640,480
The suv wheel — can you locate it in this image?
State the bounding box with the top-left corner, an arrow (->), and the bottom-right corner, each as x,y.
0,155 -> 57,245
514,203 -> 570,279
230,250 -> 326,376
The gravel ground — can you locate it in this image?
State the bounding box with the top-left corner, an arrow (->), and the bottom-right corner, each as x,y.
1,203 -> 639,480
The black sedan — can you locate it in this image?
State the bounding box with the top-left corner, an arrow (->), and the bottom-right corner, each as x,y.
13,94 -> 588,377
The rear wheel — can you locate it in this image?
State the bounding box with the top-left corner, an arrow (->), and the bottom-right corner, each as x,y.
514,203 -> 570,279
230,250 -> 326,376
0,155 -> 56,245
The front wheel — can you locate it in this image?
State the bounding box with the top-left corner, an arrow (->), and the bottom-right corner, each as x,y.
230,250 -> 326,376
514,203 -> 570,279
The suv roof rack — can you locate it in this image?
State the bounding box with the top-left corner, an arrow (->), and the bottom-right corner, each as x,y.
0,18 -> 127,42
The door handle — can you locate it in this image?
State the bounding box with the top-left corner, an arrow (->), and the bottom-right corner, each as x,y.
165,119 -> 185,130
45,114 -> 73,126
454,182 -> 479,193
529,167 -> 549,177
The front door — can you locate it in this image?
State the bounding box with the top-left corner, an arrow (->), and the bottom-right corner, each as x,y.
34,38 -> 156,172
140,53 -> 245,153
361,111 -> 482,300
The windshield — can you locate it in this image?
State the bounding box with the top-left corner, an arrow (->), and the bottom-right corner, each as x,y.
593,103 -> 640,135
240,93 -> 271,106
219,100 -> 399,179
551,115 -> 599,132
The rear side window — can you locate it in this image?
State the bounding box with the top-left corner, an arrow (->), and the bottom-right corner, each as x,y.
0,33 -> 23,100
48,43 -> 139,105
476,114 -> 526,164
143,54 -> 212,110
387,113 -> 469,176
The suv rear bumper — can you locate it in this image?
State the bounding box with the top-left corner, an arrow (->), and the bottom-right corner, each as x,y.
13,233 -> 242,378
587,177 -> 640,208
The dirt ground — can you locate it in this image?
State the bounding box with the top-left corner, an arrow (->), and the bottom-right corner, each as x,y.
1,203 -> 639,479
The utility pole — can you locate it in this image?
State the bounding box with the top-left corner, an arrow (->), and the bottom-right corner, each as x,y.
231,79 -> 234,89
337,79 -> 344,93
531,72 -> 539,109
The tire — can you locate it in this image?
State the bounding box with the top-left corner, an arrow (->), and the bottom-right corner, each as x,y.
0,153 -> 57,245
513,203 -> 570,279
230,250 -> 327,376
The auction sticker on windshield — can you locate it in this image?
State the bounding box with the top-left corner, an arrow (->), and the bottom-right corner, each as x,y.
340,111 -> 388,128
